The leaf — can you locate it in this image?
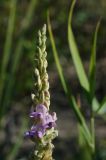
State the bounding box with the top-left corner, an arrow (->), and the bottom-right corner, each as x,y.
68,0 -> 89,92
0,0 -> 17,107
96,97 -> 106,114
47,17 -> 67,94
0,0 -> 38,119
89,21 -> 101,98
47,13 -> 92,144
1,0 -> 17,74
0,39 -> 24,118
92,97 -> 100,112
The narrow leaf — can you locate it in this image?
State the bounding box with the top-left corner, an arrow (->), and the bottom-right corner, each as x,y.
0,0 -> 17,106
96,97 -> 106,114
0,39 -> 24,119
68,0 -> 89,92
47,18 -> 67,94
0,0 -> 38,118
92,97 -> 100,112
89,21 -> 100,98
1,0 -> 17,74
47,14 -> 92,144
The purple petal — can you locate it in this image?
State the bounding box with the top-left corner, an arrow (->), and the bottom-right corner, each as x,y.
35,124 -> 46,138
36,104 -> 48,114
40,113 -> 55,125
29,112 -> 43,119
24,130 -> 35,137
24,131 -> 30,137
29,111 -> 37,118
37,131 -> 44,138
31,125 -> 37,130
45,114 -> 54,123
52,112 -> 57,121
30,130 -> 36,135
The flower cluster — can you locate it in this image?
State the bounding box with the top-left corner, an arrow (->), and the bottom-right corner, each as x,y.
25,104 -> 57,140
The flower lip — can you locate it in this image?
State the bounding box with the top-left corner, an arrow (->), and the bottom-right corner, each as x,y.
25,130 -> 36,138
29,112 -> 43,119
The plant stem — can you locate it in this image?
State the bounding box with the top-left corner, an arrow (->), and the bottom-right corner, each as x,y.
91,117 -> 95,155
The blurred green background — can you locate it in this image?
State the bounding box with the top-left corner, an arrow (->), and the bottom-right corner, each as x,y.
0,0 -> 106,160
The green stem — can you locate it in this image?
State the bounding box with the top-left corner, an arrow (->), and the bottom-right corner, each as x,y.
78,124 -> 92,160
91,117 -> 95,155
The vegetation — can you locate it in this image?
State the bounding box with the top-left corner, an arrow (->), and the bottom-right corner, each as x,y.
0,0 -> 106,159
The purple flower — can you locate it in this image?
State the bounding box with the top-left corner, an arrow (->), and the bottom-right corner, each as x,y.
36,104 -> 48,114
29,112 -> 43,119
25,104 -> 57,139
52,112 -> 57,121
29,104 -> 48,119
25,130 -> 36,137
32,124 -> 46,138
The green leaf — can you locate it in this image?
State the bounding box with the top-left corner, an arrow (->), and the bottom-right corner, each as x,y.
68,0 -> 89,92
0,0 -> 17,107
96,97 -> 106,115
92,97 -> 100,112
47,17 -> 67,94
0,0 -> 38,119
47,13 -> 92,145
1,0 -> 17,74
89,21 -> 100,98
0,39 -> 24,118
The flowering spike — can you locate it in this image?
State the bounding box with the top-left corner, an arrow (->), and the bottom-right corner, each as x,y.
25,24 -> 58,160
32,24 -> 50,109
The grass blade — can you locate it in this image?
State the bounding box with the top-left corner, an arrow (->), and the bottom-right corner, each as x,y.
0,0 -> 38,118
96,97 -> 106,114
47,14 -> 92,145
92,97 -> 100,112
19,0 -> 38,34
1,0 -> 17,73
48,21 -> 67,94
89,21 -> 100,99
0,0 -> 17,106
0,39 -> 24,118
68,0 -> 89,92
